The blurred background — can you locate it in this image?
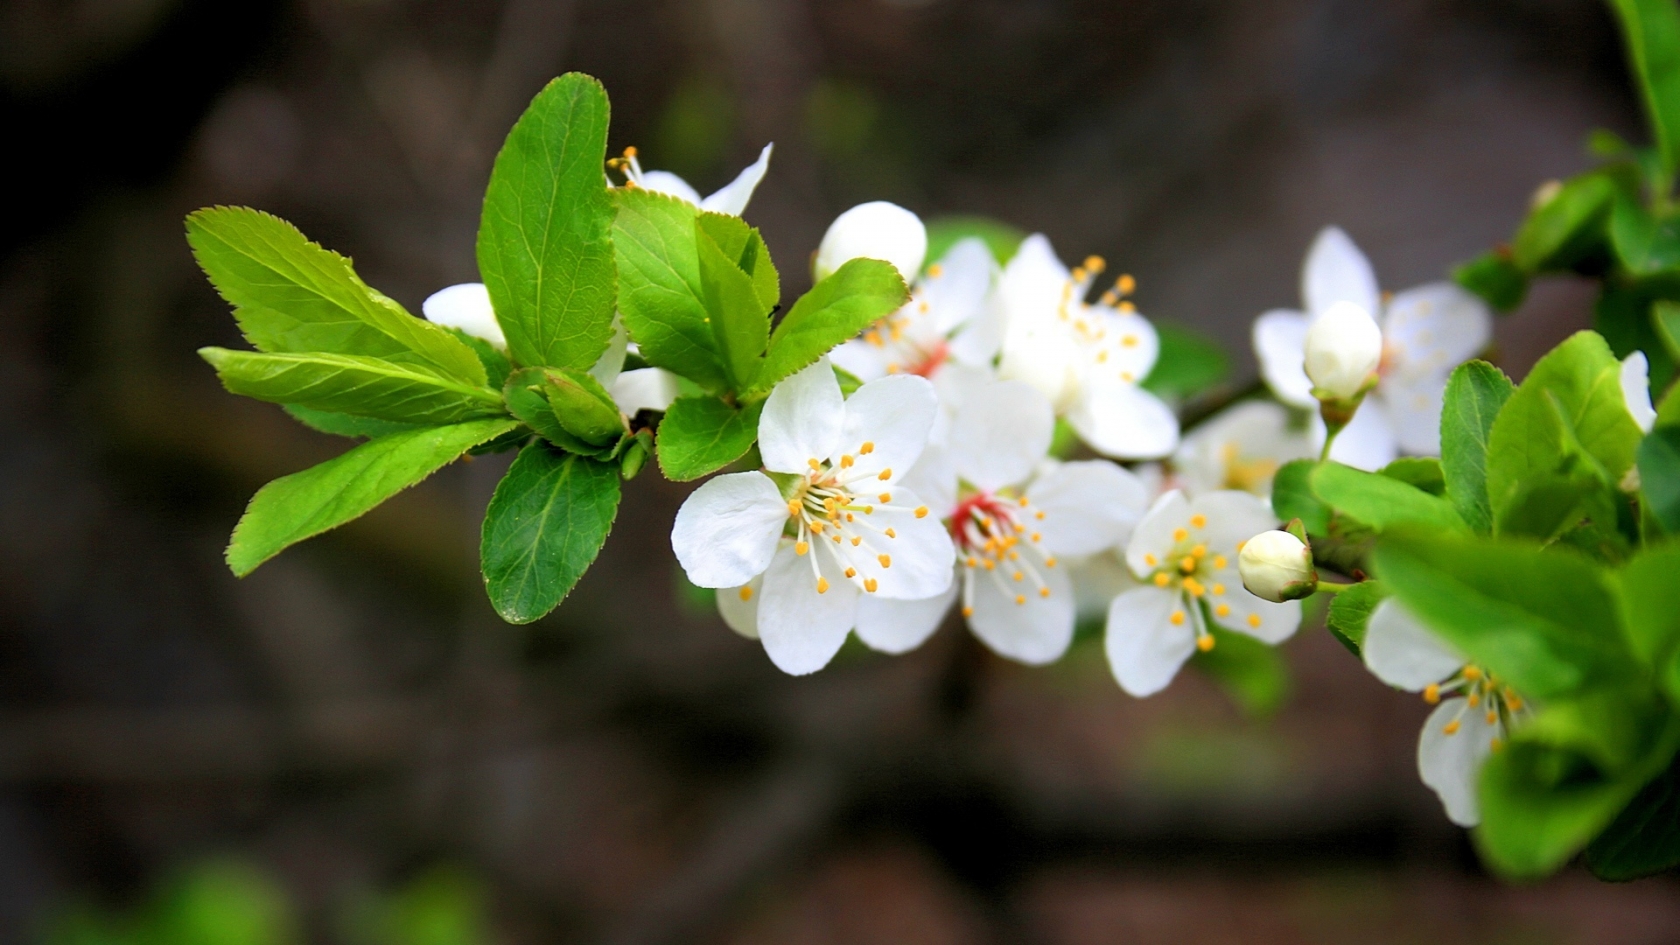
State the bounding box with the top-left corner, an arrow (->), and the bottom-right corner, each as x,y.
3,0 -> 1678,942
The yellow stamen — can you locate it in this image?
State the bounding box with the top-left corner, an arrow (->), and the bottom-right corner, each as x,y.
1212,555 -> 1227,569
1462,665 -> 1483,681
1039,587 -> 1051,598
878,468 -> 892,480
1423,683 -> 1441,704
851,536 -> 861,546
1443,720 -> 1461,735
1196,634 -> 1215,652
1183,578 -> 1204,597
982,560 -> 995,571
1044,557 -> 1058,568
1144,554 -> 1157,566
1035,510 -> 1045,520
808,458 -> 820,471
1173,527 -> 1188,542
1486,710 -> 1498,725
879,492 -> 891,502
1246,613 -> 1261,629
864,578 -> 878,593
1211,584 -> 1225,596
926,264 -> 943,278
1153,573 -> 1171,587
1118,274 -> 1136,295
884,528 -> 896,538
788,500 -> 802,516
1190,514 -> 1206,528
878,554 -> 892,568
845,567 -> 856,578
1169,610 -> 1185,626
915,506 -> 929,518
1015,594 -> 1026,605
1018,496 -> 1030,507
962,606 -> 974,617
816,577 -> 829,594
1180,556 -> 1197,573
739,586 -> 753,601
1012,571 -> 1023,581
795,541 -> 809,556
860,441 -> 874,454
840,454 -> 854,468
1215,603 -> 1231,617
1190,544 -> 1207,558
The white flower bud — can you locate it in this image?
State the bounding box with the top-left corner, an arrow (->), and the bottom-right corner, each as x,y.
1238,529 -> 1316,603
1302,300 -> 1382,401
814,201 -> 927,285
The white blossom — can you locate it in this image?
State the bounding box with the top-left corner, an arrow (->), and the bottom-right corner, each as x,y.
617,143 -> 774,216
671,359 -> 955,675
1105,490 -> 1301,696
1253,227 -> 1492,469
422,282 -> 505,350
814,201 -> 929,284
996,234 -> 1179,459
1622,351 -> 1657,433
1171,400 -> 1313,497
829,237 -> 1001,385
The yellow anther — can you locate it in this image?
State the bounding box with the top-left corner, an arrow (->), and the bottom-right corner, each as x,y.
840,454 -> 855,468
1486,710 -> 1498,725
885,528 -> 896,538
915,506 -> 929,518
861,507 -> 872,515
966,556 -> 978,568
878,468 -> 893,480
1154,573 -> 1171,587
919,301 -> 930,313
851,536 -> 862,547
845,567 -> 857,578
1173,527 -> 1189,542
810,521 -> 824,533
1012,571 -> 1024,581
846,512 -> 856,521
1039,587 -> 1051,598
1031,533 -> 1042,542
1018,496 -> 1031,507
1489,737 -> 1503,752
1180,556 -> 1197,573
1215,603 -> 1231,617
1236,540 -> 1247,553
865,578 -> 879,593
1506,694 -> 1524,711
1246,613 -> 1261,629
1467,692 -> 1481,707
1096,350 -> 1110,363
1211,584 -> 1225,596
739,586 -> 753,602
879,492 -> 892,502
1121,335 -> 1138,348
1035,510 -> 1045,520
795,541 -> 809,556
1144,554 -> 1157,566
962,606 -> 975,617
1183,578 -> 1204,597
1423,683 -> 1441,704
1099,290 -> 1119,307
1083,255 -> 1105,272
1462,665 -> 1483,681
1169,610 -> 1186,626
860,441 -> 875,454
982,560 -> 996,571
816,577 -> 829,594
1044,558 -> 1058,567
1117,273 -> 1136,295
1196,634 -> 1215,652
1189,514 -> 1206,529
1190,544 -> 1207,558
788,500 -> 802,516
1213,555 -> 1228,570
1121,371 -> 1135,382
1015,594 -> 1027,605
1118,301 -> 1136,313
1443,720 -> 1461,735
926,264 -> 943,278
808,458 -> 820,471
878,554 -> 892,568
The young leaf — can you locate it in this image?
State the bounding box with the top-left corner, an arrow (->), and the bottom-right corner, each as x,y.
227,418 -> 518,576
1510,172 -> 1616,272
1378,457 -> 1445,496
199,348 -> 505,424
442,326 -> 513,390
612,188 -> 729,391
1272,459 -> 1331,536
282,404 -> 420,440
1143,322 -> 1231,400
1440,360 -> 1514,534
477,74 -> 617,372
1640,427 -> 1680,533
656,396 -> 764,481
1586,749 -> 1680,881
695,216 -> 769,390
1610,194 -> 1680,274
502,368 -> 602,456
1608,0 -> 1680,175
749,258 -> 908,396
480,442 -> 622,624
1451,250 -> 1528,313
1326,580 -> 1386,655
187,207 -> 486,384
697,211 -> 779,313
1309,462 -> 1468,534
543,367 -> 623,446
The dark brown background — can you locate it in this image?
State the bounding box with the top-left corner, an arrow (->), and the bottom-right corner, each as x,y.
2,0 -> 1676,941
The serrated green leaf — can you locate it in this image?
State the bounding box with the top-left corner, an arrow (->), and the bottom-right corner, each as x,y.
1142,322 -> 1230,399
1326,581 -> 1386,655
227,418 -> 517,576
186,207 -> 485,384
1586,749 -> 1680,881
1608,0 -> 1680,175
695,215 -> 769,390
480,442 -> 621,623
442,326 -> 513,390
749,258 -> 908,396
696,210 -> 779,313
656,396 -> 764,481
1379,457 -> 1445,495
1373,531 -> 1632,699
1510,172 -> 1616,272
612,188 -> 729,391
543,366 -> 623,445
1441,360 -> 1515,534
1272,458 -> 1331,536
1310,462 -> 1467,534
1189,620 -> 1290,717
1641,427 -> 1680,533
199,348 -> 504,424
1451,250 -> 1528,312
282,404 -> 421,440
502,367 -> 598,455
477,74 -> 617,372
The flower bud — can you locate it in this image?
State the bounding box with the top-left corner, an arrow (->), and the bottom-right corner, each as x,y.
1303,300 -> 1382,401
814,201 -> 927,285
1238,529 -> 1317,603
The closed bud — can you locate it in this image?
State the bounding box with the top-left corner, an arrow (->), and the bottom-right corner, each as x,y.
814,201 -> 927,284
1303,300 -> 1382,401
1238,529 -> 1317,603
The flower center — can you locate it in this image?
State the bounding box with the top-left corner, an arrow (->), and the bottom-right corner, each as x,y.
785,442 -> 929,594
1143,514 -> 1245,651
1057,257 -> 1147,383
950,490 -> 1057,614
606,146 -> 646,187
1422,664 -> 1527,751
867,297 -> 951,378
1219,442 -> 1280,493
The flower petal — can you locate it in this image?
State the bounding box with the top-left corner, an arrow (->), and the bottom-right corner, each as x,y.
1069,550 -> 1142,622
637,170 -> 704,207
947,380 -> 1054,491
1104,586 -> 1196,696
1622,351 -> 1657,433
1302,226 -> 1379,321
612,367 -> 680,416
997,234 -> 1069,330
422,282 -> 505,349
1125,490 -> 1190,578
814,200 -> 927,283
1308,396 -> 1398,470
759,357 -> 845,474
1172,400 -> 1313,497
1382,282 -> 1491,375
757,542 -> 859,675
1028,460 -> 1150,555
1418,697 -> 1498,827
717,573 -> 764,639
923,237 -> 995,335
855,581 -> 956,654
828,338 -> 888,383
839,488 -> 956,600
901,442 -> 959,516
1067,375 -> 1180,460
1380,375 -> 1447,455
834,374 -> 939,482
699,142 -> 773,216
1363,598 -> 1464,691
670,472 -> 787,588
1190,489 -> 1279,552
1204,575 -> 1301,644
1253,309 -> 1314,408
588,316 -> 630,387
967,559 -> 1076,665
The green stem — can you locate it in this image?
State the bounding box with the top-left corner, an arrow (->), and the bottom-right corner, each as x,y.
1316,579 -> 1359,593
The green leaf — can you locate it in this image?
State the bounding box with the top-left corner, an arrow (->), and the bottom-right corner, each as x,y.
1272,459 -> 1331,536
656,396 -> 764,481
924,215 -> 1026,267
1656,300 -> 1680,364
1142,322 -> 1231,400
1440,360 -> 1515,534
199,348 -> 504,424
543,366 -> 623,446
1326,580 -> 1386,656
480,442 -> 621,623
442,326 -> 513,390
1596,284 -> 1677,395
1189,620 -> 1291,717
501,368 -> 600,456
612,188 -> 728,391
1586,749 -> 1680,881
1452,250 -> 1528,312
227,418 -> 518,576
282,404 -> 420,440
1611,194 -> 1680,274
1373,531 -> 1633,699
1608,0 -> 1680,174
1618,541 -> 1680,689
186,207 -> 485,384
833,364 -> 864,396
1309,462 -> 1468,534
1486,331 -> 1643,529
749,258 -> 908,396
695,214 -> 769,390
477,74 -> 617,372
1641,427 -> 1680,533
696,210 -> 779,313
1510,172 -> 1616,272
1379,457 -> 1445,496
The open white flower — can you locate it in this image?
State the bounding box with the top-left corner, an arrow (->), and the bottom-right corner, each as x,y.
1622,351 -> 1657,433
614,143 -> 774,216
1364,598 -> 1529,827
829,237 -> 1000,384
852,380 -> 1151,664
1104,490 -> 1301,696
422,283 -> 505,350
1253,227 -> 1492,469
671,358 -> 955,675
814,201 -> 928,284
997,234 -> 1179,460
1171,400 -> 1313,497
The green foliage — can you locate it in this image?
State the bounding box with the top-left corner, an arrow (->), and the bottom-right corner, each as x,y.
199,348 -> 505,425
346,866 -> 490,945
924,215 -> 1026,267
480,442 -> 621,623
1190,621 -> 1291,716
1618,541 -> 1680,681
656,396 -> 764,481
282,405 -> 420,440
1378,457 -> 1446,496
1143,322 -> 1230,400
1440,360 -> 1515,534
543,367 -> 624,446
1452,250 -> 1528,312
1640,427 -> 1680,533
227,419 -> 518,576
1272,459 -> 1331,535
1326,580 -> 1386,655
612,188 -> 731,391
1611,194 -> 1680,273
1608,0 -> 1680,176
1309,462 -> 1467,534
476,74 -> 618,372
45,860 -> 300,945
695,212 -> 773,390
747,258 -> 908,396
1587,751 -> 1680,881
1510,172 -> 1617,272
